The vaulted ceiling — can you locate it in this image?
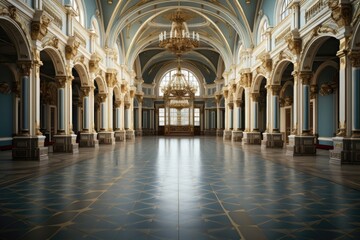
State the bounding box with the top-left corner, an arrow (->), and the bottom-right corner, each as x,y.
96,0 -> 259,84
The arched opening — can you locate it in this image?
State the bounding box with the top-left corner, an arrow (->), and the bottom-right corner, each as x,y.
310,37 -> 339,149
72,68 -> 82,141
39,50 -> 58,145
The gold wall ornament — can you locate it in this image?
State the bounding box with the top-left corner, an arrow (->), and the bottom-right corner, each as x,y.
251,92 -> 260,102
271,85 -> 281,96
31,10 -> 51,41
328,0 -> 352,27
97,93 -> 107,103
56,76 -> 67,88
114,100 -> 121,108
65,37 -> 80,60
0,83 -> 11,94
349,50 -> 360,68
319,82 -> 337,96
299,71 -> 313,85
17,61 -> 32,76
240,72 -> 252,87
310,84 -> 318,99
106,72 -> 117,87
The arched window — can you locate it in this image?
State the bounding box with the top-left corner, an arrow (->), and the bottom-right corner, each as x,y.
260,20 -> 268,42
91,19 -> 101,46
159,69 -> 200,97
280,0 -> 290,21
73,0 -> 85,26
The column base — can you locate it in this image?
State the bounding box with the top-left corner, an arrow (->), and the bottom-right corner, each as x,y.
223,130 -> 232,141
242,132 -> 261,145
286,135 -> 316,156
232,130 -> 243,142
135,129 -> 143,137
98,131 -> 116,145
204,129 -> 217,136
330,137 -> 360,164
115,130 -> 126,142
53,134 -> 79,154
216,129 -> 223,137
261,133 -> 284,148
79,132 -> 99,148
126,129 -> 135,140
12,135 -> 48,161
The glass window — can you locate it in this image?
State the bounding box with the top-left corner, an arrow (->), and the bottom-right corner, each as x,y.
280,0 -> 290,21
159,108 -> 165,126
159,69 -> 200,96
194,108 -> 200,126
260,20 -> 268,42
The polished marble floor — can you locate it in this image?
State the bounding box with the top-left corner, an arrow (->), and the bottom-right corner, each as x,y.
1,136 -> 360,239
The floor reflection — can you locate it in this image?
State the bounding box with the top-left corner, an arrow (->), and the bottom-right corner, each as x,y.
1,137 -> 360,239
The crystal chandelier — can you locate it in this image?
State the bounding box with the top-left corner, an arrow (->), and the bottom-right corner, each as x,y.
159,9 -> 199,56
162,58 -> 197,99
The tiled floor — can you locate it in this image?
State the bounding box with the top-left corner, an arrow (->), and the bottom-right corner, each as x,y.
1,136 -> 360,239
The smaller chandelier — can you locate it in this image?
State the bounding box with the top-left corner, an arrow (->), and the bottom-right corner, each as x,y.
161,59 -> 197,98
159,10 -> 200,56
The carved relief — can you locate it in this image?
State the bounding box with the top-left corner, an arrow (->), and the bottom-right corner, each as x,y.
328,0 -> 352,27
89,55 -> 101,74
43,37 -> 59,49
285,30 -> 302,55
65,37 -> 80,60
299,71 -> 313,85
106,72 -> 117,88
310,84 -> 318,99
31,10 -> 51,41
349,51 -> 360,68
240,72 -> 252,87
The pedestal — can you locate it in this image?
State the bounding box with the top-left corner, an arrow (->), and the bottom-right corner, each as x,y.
261,133 -> 284,148
216,129 -> 223,137
126,129 -> 135,140
115,130 -> 126,142
242,132 -> 261,145
98,131 -> 115,144
53,134 -> 79,153
12,135 -> 48,161
135,129 -> 143,137
232,130 -> 243,142
79,132 -> 99,148
223,130 -> 232,141
330,137 -> 360,164
286,135 -> 316,156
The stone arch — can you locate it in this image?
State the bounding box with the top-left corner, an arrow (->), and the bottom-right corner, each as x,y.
94,75 -> 108,94
312,60 -> 339,85
234,85 -> 245,100
0,16 -> 31,61
41,47 -> 66,76
299,35 -> 338,72
113,85 -> 121,102
351,18 -> 360,49
251,73 -> 267,93
271,59 -> 293,85
73,63 -> 90,86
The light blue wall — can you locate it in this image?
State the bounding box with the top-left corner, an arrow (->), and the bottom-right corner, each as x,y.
317,66 -> 337,146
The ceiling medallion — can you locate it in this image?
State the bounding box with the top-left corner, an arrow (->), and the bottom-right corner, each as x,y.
159,9 -> 199,56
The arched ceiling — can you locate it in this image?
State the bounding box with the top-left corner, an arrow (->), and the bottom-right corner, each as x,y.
97,0 -> 259,85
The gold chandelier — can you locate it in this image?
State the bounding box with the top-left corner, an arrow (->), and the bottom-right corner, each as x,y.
159,9 -> 199,56
162,58 -> 197,99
